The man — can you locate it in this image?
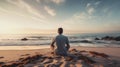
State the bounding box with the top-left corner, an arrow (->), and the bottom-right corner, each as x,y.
50,28 -> 70,56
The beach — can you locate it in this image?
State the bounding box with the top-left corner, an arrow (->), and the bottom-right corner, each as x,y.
0,0 -> 120,66
0,46 -> 120,67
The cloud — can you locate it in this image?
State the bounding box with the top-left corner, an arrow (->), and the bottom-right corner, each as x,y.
86,1 -> 101,15
86,3 -> 91,8
36,0 -> 41,3
87,7 -> 95,15
95,1 -> 101,6
61,12 -> 97,33
35,0 -> 65,4
6,0 -> 45,19
44,6 -> 56,16
74,12 -> 94,21
63,2 -> 98,25
86,3 -> 95,15
74,12 -> 90,20
63,12 -> 93,26
51,0 -> 65,4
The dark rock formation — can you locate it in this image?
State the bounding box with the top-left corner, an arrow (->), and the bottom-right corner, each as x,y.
95,38 -> 100,40
115,36 -> 120,41
95,36 -> 120,41
101,36 -> 115,40
21,38 -> 28,41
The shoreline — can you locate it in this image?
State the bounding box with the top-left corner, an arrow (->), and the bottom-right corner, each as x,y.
0,45 -> 120,50
0,46 -> 50,50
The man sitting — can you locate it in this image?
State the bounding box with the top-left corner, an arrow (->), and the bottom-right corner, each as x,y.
50,28 -> 70,56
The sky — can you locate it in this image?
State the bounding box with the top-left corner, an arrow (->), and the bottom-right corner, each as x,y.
0,0 -> 120,34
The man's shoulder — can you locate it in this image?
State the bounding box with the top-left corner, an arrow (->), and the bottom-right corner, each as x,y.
61,35 -> 68,39
55,35 -> 59,38
63,35 -> 68,38
55,35 -> 68,38
54,35 -> 60,39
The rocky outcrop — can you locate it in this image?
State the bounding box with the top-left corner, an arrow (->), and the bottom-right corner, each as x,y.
95,36 -> 120,41
21,38 -> 28,41
101,36 -> 115,40
95,38 -> 100,40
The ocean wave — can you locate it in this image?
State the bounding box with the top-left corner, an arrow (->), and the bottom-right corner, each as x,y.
0,33 -> 120,47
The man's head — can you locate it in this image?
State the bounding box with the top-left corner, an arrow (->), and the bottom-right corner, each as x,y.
58,28 -> 63,34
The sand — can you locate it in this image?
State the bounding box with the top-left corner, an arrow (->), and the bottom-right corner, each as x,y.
0,46 -> 120,67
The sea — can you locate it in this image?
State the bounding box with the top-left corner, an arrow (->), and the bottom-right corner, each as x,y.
0,33 -> 120,48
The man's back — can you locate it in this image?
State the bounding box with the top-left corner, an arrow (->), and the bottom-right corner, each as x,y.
54,35 -> 69,56
56,35 -> 68,50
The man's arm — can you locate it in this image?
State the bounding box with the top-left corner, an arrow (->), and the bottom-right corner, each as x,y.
50,38 -> 55,50
66,37 -> 70,51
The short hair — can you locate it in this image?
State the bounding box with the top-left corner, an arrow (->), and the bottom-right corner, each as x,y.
58,28 -> 63,34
